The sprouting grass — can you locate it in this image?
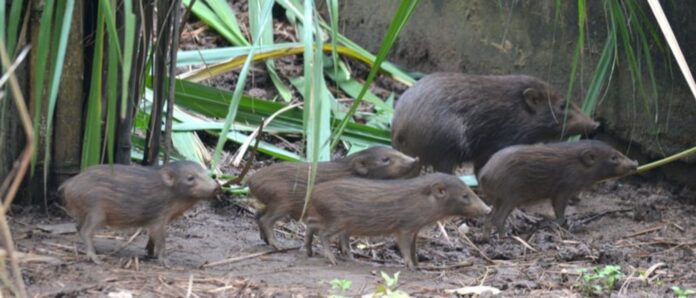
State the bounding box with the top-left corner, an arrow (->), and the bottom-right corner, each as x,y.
576,265 -> 625,296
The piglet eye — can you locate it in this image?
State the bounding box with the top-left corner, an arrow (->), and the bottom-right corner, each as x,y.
187,175 -> 195,182
382,157 -> 391,163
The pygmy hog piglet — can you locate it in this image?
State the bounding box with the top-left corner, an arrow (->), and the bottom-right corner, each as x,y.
248,146 -> 420,249
392,73 -> 600,174
304,173 -> 491,269
60,161 -> 220,265
478,140 -> 638,237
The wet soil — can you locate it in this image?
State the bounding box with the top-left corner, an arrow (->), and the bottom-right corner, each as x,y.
10,178 -> 696,297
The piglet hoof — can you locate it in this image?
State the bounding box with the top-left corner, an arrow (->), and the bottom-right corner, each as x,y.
326,256 -> 337,266
88,254 -> 103,265
157,258 -> 171,268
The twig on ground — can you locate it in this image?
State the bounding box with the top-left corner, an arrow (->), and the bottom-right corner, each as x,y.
418,260 -> 474,271
201,247 -> 300,268
437,221 -> 453,246
511,235 -> 538,252
574,209 -> 632,226
479,266 -> 491,286
37,282 -> 104,298
458,231 -> 494,264
623,224 -> 666,239
107,228 -> 142,256
185,274 -> 195,298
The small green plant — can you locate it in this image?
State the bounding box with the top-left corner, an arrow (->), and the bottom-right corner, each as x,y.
672,286 -> 696,298
577,265 -> 625,296
328,278 -> 352,298
373,271 -> 409,298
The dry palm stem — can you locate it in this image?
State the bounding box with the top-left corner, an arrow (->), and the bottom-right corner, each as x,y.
0,41 -> 33,298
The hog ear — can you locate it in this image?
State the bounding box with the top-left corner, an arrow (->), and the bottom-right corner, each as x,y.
161,169 -> 176,187
522,88 -> 541,114
351,158 -> 370,176
430,182 -> 448,199
580,150 -> 597,168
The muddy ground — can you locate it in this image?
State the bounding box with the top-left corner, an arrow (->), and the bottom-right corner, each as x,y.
9,178 -> 696,297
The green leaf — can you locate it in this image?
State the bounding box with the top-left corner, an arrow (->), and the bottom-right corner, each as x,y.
177,42 -> 303,67
121,0 -> 135,118
250,0 -> 293,102
326,0 -> 340,81
82,0 -> 105,168
30,0 -> 56,176
6,0 -> 23,58
44,0 -> 76,197
173,79 -> 391,145
182,0 -> 248,46
105,26 -> 119,165
330,0 -> 420,149
211,0 -> 275,168
275,0 -> 416,86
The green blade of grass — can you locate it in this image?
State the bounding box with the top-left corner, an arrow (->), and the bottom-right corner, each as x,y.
105,27 -> 119,165
98,0 -> 122,61
177,42 -> 302,66
582,33 -> 615,117
179,43 -> 409,84
6,0 -> 22,58
121,0 -> 135,118
140,93 -> 302,161
275,0 -> 416,87
172,79 -> 391,144
326,0 -> 340,80
250,0 -> 293,102
608,0 -> 651,115
0,0 -> 5,46
82,0 -> 106,168
330,0 -> 420,149
43,0 -> 75,200
562,0 -> 585,138
172,132 -> 208,164
211,0 -> 275,168
182,0 -> 248,46
298,0 -> 319,221
29,0 -> 56,176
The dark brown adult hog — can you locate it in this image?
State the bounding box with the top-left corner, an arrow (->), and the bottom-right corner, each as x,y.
59,161 -> 220,265
304,173 -> 491,269
392,73 -> 600,174
248,146 -> 420,249
478,140 -> 638,237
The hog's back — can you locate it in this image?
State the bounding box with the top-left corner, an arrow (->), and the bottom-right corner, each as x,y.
61,164 -> 173,227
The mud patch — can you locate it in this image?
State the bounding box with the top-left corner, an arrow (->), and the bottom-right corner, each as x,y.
7,178 -> 696,296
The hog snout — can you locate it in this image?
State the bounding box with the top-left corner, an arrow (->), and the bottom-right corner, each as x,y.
469,194 -> 492,216
625,159 -> 639,172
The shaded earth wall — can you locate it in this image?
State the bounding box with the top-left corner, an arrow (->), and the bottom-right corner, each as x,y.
336,0 -> 696,187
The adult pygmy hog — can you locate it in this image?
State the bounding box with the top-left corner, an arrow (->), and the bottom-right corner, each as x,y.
304,173 -> 491,269
249,146 -> 420,250
60,161 -> 220,265
392,73 -> 600,174
478,140 -> 638,237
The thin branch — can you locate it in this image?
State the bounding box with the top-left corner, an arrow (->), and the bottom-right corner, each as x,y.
0,41 -> 32,298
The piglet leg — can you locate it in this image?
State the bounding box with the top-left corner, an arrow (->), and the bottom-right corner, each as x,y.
148,223 -> 169,267
318,231 -> 337,265
80,211 -> 105,264
396,231 -> 417,270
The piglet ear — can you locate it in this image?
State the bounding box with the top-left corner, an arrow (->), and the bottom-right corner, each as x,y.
430,182 -> 448,199
351,157 -> 369,176
580,150 -> 597,168
161,169 -> 176,187
522,88 -> 541,114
